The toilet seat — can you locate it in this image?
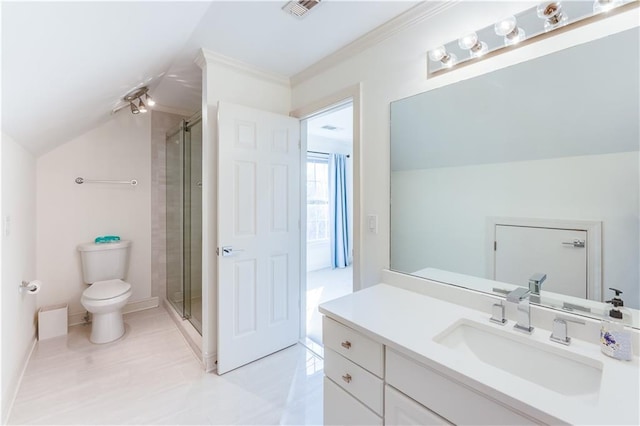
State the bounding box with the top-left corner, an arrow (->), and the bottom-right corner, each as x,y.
83,279 -> 131,301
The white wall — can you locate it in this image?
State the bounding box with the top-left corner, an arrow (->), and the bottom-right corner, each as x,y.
199,51 -> 292,368
291,2 -> 640,290
36,112 -> 152,322
391,152 -> 639,307
1,133 -> 37,423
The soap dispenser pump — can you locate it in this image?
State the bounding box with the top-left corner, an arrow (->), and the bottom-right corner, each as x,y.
600,288 -> 632,361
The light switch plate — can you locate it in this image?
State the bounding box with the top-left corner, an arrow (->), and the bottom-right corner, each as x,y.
367,214 -> 378,234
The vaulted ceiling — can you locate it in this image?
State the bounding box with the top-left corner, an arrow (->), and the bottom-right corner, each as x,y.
1,1 -> 419,156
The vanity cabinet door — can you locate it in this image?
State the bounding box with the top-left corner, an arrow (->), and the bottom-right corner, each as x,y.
324,377 -> 383,426
386,349 -> 538,425
385,385 -> 452,425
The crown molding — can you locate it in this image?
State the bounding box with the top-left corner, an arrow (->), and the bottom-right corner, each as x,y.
196,48 -> 291,88
290,0 -> 460,87
194,49 -> 206,70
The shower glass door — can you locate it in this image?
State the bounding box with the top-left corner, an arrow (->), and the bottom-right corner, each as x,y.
166,113 -> 202,334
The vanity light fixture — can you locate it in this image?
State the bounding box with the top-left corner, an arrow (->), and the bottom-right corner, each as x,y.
112,86 -> 155,115
494,16 -> 526,45
458,32 -> 488,58
537,2 -> 569,32
426,0 -> 635,77
428,46 -> 457,68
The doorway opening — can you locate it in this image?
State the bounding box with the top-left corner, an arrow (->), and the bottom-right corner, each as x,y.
303,101 -> 354,350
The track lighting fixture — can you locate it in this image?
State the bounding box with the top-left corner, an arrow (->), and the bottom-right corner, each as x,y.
112,86 -> 155,115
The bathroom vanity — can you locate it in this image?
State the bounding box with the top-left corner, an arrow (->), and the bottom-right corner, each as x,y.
320,283 -> 639,425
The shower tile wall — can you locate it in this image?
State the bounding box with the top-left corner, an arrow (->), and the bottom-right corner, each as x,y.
151,111 -> 186,302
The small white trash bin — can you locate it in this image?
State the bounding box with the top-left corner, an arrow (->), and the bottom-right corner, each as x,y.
38,304 -> 68,340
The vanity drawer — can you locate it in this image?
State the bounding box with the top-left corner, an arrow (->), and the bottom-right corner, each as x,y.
386,348 -> 537,425
385,384 -> 452,425
325,348 -> 383,415
324,376 -> 382,426
323,316 -> 384,377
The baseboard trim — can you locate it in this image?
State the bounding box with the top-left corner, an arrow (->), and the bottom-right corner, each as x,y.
204,352 -> 217,373
123,297 -> 160,314
3,337 -> 37,424
68,296 -> 160,326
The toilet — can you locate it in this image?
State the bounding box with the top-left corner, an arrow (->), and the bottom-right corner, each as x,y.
77,240 -> 133,344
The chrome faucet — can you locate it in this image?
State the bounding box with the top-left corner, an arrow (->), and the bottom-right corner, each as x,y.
549,315 -> 585,345
507,287 -> 534,334
528,273 -> 547,295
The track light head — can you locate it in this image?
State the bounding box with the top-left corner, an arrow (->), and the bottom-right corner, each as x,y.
138,98 -> 147,113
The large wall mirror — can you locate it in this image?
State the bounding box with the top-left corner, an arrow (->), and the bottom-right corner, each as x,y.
390,27 -> 639,327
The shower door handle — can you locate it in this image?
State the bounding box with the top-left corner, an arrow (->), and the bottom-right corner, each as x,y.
218,246 -> 244,257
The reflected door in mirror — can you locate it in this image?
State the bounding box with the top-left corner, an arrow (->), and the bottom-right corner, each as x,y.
494,225 -> 587,299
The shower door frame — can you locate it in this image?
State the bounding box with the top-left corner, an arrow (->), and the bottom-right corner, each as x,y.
166,111 -> 203,333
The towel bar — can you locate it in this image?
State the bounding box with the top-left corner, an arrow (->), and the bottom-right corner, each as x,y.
75,177 -> 137,186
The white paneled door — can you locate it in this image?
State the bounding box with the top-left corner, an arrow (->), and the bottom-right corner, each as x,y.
494,225 -> 588,298
217,102 -> 301,375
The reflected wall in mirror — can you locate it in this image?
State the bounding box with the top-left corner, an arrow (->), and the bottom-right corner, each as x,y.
390,27 -> 639,325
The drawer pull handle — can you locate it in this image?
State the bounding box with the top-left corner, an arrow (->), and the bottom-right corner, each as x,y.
341,340 -> 352,349
342,373 -> 352,383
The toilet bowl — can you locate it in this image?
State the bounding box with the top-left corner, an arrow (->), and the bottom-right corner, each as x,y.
81,279 -> 132,344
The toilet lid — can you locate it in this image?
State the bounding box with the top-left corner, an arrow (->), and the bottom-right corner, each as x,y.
84,279 -> 131,300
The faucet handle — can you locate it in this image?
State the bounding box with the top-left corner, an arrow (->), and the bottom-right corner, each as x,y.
489,301 -> 507,325
549,315 -> 585,345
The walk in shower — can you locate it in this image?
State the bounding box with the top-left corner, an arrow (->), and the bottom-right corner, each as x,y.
166,112 -> 202,333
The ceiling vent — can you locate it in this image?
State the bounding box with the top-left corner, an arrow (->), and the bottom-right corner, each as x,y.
282,0 -> 322,18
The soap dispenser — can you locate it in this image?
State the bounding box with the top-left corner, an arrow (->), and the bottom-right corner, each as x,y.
600,288 -> 633,361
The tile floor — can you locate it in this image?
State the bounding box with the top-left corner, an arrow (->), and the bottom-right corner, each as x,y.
306,266 -> 352,345
9,307 -> 323,425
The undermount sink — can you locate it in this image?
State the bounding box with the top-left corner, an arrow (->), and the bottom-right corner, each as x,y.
433,319 -> 603,397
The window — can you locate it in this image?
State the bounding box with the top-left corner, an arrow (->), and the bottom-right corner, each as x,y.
307,157 -> 329,243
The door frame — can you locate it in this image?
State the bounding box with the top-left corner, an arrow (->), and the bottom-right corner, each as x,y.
291,84 -> 362,341
486,216 -> 603,301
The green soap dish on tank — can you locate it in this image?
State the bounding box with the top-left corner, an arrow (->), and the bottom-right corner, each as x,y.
94,235 -> 121,244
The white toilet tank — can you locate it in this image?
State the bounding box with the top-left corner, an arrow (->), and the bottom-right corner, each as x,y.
78,240 -> 131,284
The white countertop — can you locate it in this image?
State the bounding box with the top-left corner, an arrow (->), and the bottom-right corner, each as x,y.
319,283 -> 640,425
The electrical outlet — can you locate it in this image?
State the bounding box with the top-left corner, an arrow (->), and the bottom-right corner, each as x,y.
3,216 -> 10,237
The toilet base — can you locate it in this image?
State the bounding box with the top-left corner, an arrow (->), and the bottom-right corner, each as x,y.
90,311 -> 125,344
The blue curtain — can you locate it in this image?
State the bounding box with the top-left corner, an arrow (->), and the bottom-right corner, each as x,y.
329,154 -> 350,268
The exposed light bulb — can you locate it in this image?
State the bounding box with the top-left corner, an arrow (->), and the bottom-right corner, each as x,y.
458,32 -> 487,58
494,16 -> 517,36
138,98 -> 147,113
145,93 -> 156,106
495,17 -> 526,46
428,46 -> 447,62
458,32 -> 479,50
130,102 -> 140,115
593,0 -> 621,13
537,2 -> 568,32
441,53 -> 457,68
